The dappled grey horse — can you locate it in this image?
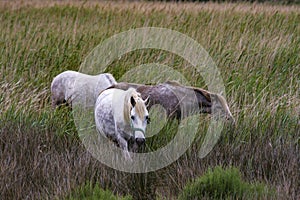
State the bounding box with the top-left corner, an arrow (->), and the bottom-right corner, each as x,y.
95,88 -> 150,160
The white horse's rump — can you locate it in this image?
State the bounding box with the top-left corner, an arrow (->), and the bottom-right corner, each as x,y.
95,88 -> 149,160
51,70 -> 116,108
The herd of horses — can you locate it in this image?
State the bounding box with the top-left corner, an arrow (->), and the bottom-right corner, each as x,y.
51,70 -> 234,160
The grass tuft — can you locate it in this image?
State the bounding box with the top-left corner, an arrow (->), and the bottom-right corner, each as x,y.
178,166 -> 275,200
64,182 -> 132,200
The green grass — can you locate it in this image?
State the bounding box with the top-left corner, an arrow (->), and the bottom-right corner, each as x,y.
178,166 -> 274,200
65,182 -> 132,200
0,1 -> 299,199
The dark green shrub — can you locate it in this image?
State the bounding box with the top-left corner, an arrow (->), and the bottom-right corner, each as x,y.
65,182 -> 132,200
178,166 -> 274,200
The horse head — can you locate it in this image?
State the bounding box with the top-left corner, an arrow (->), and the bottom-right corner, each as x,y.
210,93 -> 235,124
126,90 -> 150,148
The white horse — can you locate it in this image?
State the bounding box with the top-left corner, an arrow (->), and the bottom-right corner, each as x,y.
51,70 -> 116,108
95,88 -> 150,160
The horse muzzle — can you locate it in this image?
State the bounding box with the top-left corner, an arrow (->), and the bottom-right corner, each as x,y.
135,137 -> 145,146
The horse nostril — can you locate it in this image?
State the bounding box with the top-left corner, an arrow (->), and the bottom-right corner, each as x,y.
135,138 -> 145,146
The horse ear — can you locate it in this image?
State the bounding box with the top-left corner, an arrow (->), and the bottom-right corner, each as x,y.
130,96 -> 136,107
144,97 -> 150,106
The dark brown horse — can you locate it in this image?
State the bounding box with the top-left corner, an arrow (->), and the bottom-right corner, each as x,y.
110,81 -> 234,123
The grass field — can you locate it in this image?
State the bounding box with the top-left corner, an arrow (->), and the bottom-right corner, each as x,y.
0,1 -> 299,199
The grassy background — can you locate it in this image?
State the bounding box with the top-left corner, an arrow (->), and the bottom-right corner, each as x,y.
0,1 -> 299,199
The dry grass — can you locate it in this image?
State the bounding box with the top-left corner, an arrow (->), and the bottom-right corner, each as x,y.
0,1 -> 299,199
1,0 -> 300,14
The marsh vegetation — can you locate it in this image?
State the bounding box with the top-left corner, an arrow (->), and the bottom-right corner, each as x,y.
0,1 -> 299,199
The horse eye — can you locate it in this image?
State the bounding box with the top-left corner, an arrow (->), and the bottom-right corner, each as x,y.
131,116 -> 135,121
146,116 -> 150,124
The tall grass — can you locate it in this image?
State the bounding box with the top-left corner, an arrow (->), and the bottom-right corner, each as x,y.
0,1 -> 299,199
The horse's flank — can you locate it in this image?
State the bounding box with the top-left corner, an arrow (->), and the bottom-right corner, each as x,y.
51,70 -> 116,108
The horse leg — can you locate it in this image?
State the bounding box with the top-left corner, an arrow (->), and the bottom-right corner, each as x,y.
51,96 -> 57,109
114,120 -> 132,161
51,96 -> 64,109
117,135 -> 131,161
